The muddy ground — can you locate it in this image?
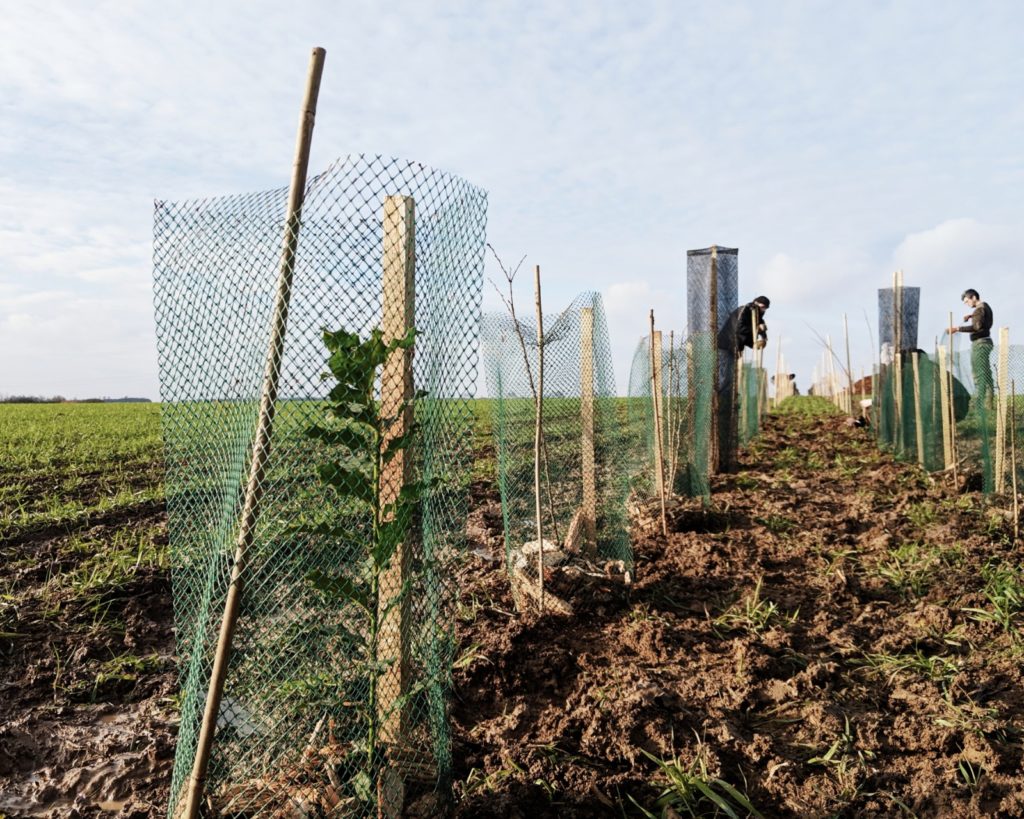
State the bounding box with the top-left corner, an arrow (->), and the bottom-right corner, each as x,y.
4,402 -> 1024,816
452,407 -> 1024,817
0,500 -> 177,818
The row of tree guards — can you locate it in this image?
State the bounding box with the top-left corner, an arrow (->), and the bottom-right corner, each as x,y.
873,272 -> 1020,540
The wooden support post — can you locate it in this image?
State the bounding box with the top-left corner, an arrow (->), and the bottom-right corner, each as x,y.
377,195 -> 416,814
1012,379 -> 1019,543
774,339 -> 783,408
912,352 -> 925,466
650,317 -> 668,536
938,345 -> 953,470
580,307 -> 597,547
996,327 -> 1010,493
179,46 -> 326,819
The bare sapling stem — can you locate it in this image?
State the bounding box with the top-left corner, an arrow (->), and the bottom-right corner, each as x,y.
487,246 -> 560,544
533,264 -> 545,612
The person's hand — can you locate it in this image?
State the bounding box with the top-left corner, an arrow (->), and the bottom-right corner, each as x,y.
950,327 -> 959,334
963,313 -> 972,321
755,338 -> 766,350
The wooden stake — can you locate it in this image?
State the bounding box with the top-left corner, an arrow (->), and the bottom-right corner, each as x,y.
180,46 -> 326,819
1012,379 -> 1019,543
650,316 -> 668,536
774,338 -> 783,408
378,194 -> 415,810
580,307 -> 597,547
996,327 -> 1010,493
533,265 -> 545,612
938,345 -> 953,471
912,352 -> 925,466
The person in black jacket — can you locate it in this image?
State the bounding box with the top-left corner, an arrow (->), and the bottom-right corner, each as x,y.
718,296 -> 770,354
951,288 -> 994,407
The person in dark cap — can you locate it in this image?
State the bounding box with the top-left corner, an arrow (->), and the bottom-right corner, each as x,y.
718,295 -> 770,354
951,288 -> 994,407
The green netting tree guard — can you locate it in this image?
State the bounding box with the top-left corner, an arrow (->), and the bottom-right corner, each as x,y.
626,331 -> 709,500
738,361 -> 766,447
481,291 -> 635,583
153,155 -> 487,817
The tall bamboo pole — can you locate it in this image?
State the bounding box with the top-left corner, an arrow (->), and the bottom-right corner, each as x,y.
948,311 -> 958,487
938,344 -> 953,471
650,314 -> 668,536
180,46 -> 326,819
1012,379 -> 1019,543
533,265 -> 545,611
996,327 -> 1010,493
912,352 -> 925,466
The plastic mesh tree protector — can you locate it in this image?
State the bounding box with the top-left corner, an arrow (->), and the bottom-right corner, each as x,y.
627,331 -> 708,500
481,292 -> 635,581
154,155 -> 487,817
687,246 -> 739,478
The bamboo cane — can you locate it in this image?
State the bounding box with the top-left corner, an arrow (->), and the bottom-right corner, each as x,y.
938,344 -> 953,471
180,46 -> 326,819
996,327 -> 1009,493
533,265 -> 545,612
948,312 -> 958,488
912,352 -> 924,466
1012,379 -> 1019,543
650,313 -> 668,536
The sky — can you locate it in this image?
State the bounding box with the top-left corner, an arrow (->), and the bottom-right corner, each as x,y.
2,0 -> 1023,399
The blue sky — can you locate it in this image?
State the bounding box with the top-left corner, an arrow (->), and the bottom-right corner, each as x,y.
2,0 -> 1023,398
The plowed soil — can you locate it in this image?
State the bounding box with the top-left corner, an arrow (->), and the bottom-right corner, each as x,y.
452,406 -> 1024,817
4,402 -> 1024,817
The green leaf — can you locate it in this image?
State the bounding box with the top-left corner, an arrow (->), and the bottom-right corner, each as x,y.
351,770 -> 374,803
318,462 -> 374,505
382,425 -> 420,464
306,423 -> 372,451
307,570 -> 372,613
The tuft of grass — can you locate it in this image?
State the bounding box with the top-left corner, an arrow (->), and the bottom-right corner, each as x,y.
963,559 -> 1024,637
630,745 -> 764,819
713,578 -> 797,635
858,648 -> 960,690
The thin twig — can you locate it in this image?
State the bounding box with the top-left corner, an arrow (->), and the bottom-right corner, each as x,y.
488,244 -> 561,545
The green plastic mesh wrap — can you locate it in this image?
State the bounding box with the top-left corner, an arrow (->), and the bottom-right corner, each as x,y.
153,155 -> 487,817
626,331 -> 720,501
481,292 -> 635,579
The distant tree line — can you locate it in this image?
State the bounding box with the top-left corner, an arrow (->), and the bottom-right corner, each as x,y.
0,395 -> 152,404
